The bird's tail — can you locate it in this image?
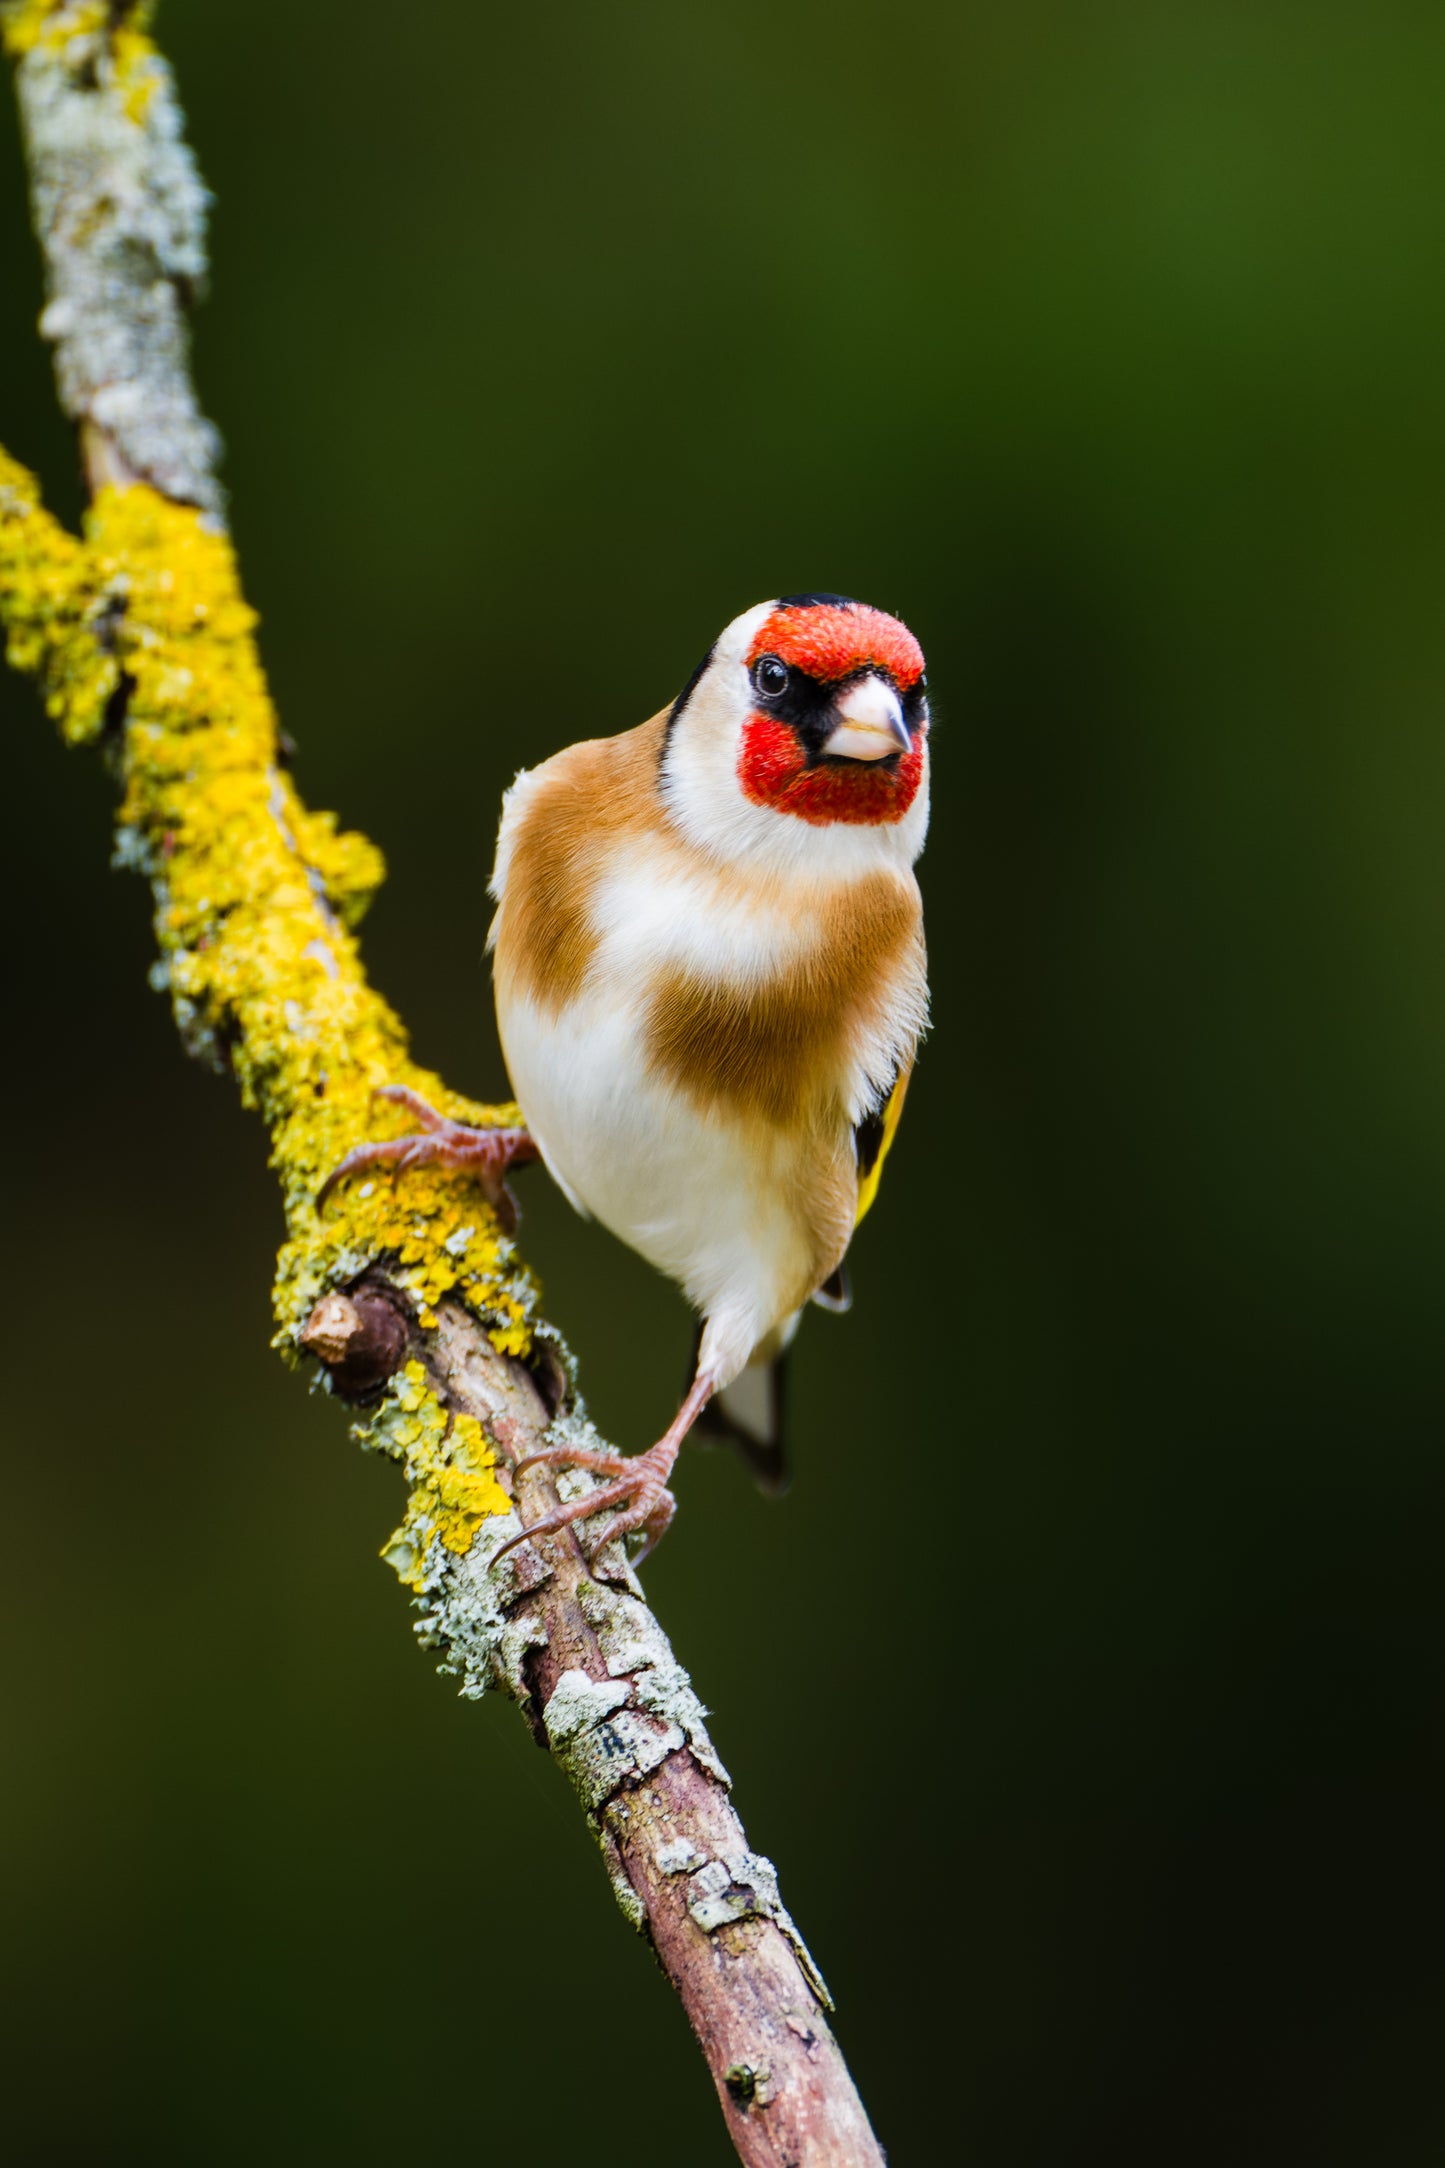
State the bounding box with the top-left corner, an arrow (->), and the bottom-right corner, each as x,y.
687,1323 -> 792,1497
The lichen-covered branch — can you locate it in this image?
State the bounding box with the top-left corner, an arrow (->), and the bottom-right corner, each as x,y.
7,0 -> 220,507
0,9 -> 884,2166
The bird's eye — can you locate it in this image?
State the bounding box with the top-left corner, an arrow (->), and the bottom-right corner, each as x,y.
751,656 -> 790,700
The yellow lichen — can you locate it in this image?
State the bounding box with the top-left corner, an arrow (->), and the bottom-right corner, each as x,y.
369,1366 -> 511,1590
2,0 -> 167,117
0,453 -> 118,737
0,444 -> 534,1563
111,13 -> 160,123
2,0 -> 118,62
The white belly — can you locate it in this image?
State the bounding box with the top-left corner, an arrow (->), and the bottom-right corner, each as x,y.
498,982 -> 817,1371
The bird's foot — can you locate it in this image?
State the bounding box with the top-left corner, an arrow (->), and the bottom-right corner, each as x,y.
319,1085 -> 539,1227
495,1436 -> 682,1569
495,1368 -> 717,1569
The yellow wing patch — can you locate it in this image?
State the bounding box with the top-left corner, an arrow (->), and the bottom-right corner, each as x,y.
854,1065 -> 911,1226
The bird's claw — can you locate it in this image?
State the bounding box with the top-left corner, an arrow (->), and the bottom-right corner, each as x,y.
514,1442 -> 634,1481
495,1370 -> 714,1570
494,1441 -> 679,1571
318,1086 -> 539,1221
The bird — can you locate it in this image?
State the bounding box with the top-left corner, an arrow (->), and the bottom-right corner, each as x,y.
322,593 -> 930,1564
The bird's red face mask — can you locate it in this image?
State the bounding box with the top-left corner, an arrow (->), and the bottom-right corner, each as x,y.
737,598 -> 928,827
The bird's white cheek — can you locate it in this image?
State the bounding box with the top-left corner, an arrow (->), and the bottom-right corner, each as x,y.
664,664 -> 931,881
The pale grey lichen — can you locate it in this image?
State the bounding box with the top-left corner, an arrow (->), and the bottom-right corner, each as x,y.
12,9 -> 223,513
597,1831 -> 647,1933
542,1664 -> 684,1817
575,1572 -> 732,1787
679,1850 -> 833,2011
414,1505 -> 540,1701
688,1851 -> 787,1934
632,1657 -> 731,1788
492,1600 -> 549,1707
656,1836 -> 706,1876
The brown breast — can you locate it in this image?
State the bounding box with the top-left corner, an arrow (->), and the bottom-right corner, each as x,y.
497,712 -> 923,1135
642,876 -> 922,1131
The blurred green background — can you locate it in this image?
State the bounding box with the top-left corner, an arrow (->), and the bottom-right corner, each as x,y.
4,2 -> 1445,2161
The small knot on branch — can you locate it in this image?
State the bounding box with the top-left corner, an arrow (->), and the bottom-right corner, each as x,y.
300,1284 -> 409,1398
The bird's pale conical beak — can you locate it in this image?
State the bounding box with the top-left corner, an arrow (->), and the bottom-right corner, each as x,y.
822,674 -> 912,761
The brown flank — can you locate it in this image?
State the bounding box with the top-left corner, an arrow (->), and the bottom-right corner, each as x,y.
493,711 -> 670,1014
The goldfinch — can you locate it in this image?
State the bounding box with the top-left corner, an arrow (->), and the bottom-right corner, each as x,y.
326,594 -> 930,1561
